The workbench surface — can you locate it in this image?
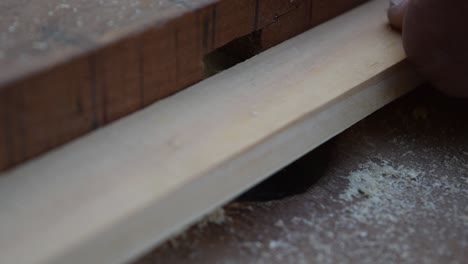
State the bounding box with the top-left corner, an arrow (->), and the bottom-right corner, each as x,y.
135,86 -> 468,263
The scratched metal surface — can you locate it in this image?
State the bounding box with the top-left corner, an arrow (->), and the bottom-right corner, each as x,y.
135,86 -> 468,264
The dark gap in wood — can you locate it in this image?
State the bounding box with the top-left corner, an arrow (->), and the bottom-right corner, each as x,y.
237,142 -> 333,202
203,31 -> 263,78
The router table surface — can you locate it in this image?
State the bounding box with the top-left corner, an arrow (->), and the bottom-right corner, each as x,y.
135,86 -> 468,264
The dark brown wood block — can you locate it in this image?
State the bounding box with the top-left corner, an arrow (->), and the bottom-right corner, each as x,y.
257,0 -> 310,29
174,14 -> 205,90
213,0 -> 257,49
197,4 -> 218,54
1,57 -> 95,167
259,0 -> 312,49
142,24 -> 179,106
94,36 -> 143,123
0,96 -> 10,170
311,0 -> 367,25
0,0 -> 368,171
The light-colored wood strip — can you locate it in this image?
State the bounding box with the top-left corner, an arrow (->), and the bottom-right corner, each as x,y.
0,1 -> 421,264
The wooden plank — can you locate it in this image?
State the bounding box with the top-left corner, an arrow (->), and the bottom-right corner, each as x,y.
0,1 -> 421,263
0,0 -> 366,171
136,86 -> 468,264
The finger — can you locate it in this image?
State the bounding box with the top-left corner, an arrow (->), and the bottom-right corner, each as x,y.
387,0 -> 410,31
402,0 -> 468,97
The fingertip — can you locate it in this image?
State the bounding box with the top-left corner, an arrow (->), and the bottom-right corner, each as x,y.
387,0 -> 409,31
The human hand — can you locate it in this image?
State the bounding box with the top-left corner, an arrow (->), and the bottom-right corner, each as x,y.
388,0 -> 468,97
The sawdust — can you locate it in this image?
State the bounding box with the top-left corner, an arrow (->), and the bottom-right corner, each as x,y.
196,208 -> 228,229
258,157 -> 463,262
141,155 -> 467,264
339,160 -> 426,223
229,159 -> 465,263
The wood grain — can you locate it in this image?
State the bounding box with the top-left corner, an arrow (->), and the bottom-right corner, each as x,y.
259,0 -> 312,49
1,57 -> 95,166
136,87 -> 468,264
0,1 -> 421,263
0,0 -> 366,171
